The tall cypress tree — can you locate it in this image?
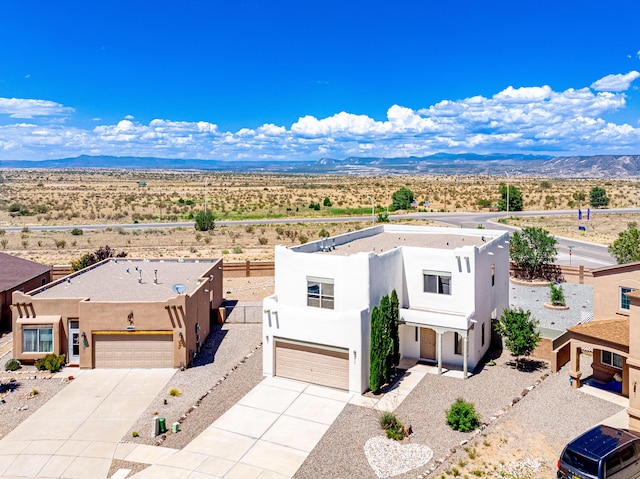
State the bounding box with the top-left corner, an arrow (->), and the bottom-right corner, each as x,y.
390,289 -> 400,367
380,295 -> 393,382
369,306 -> 384,393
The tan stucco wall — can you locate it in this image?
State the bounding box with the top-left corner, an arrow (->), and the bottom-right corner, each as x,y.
11,259 -> 224,369
585,269 -> 640,320
628,292 -> 640,432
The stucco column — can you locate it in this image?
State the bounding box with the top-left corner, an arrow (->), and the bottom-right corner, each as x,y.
437,332 -> 442,375
568,342 -> 582,389
463,334 -> 468,379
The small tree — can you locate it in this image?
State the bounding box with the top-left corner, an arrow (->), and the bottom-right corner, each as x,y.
590,186 -> 610,208
497,183 -> 523,212
608,223 -> 640,264
390,289 -> 400,367
510,227 -> 558,280
72,245 -> 127,271
549,282 -> 566,306
391,187 -> 414,210
323,197 -> 332,207
194,210 -> 216,231
369,306 -> 385,393
495,308 -> 541,369
573,190 -> 586,206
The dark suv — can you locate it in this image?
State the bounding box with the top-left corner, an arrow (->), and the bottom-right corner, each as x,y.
558,425 -> 640,478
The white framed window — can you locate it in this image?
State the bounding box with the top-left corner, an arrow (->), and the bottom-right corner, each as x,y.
307,277 -> 334,310
620,287 -> 637,311
423,270 -> 451,295
22,327 -> 53,353
601,350 -> 623,369
491,264 -> 495,287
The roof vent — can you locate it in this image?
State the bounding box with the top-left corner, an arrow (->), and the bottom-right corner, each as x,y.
173,283 -> 187,294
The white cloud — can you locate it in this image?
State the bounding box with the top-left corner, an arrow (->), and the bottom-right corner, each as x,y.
0,97 -> 74,119
591,71 -> 640,92
2,73 -> 640,161
124,114 -> 135,120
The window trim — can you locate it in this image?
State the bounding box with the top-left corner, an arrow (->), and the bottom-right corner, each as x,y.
601,350 -> 623,369
620,286 -> 637,311
307,277 -> 335,310
22,326 -> 54,353
422,270 -> 452,295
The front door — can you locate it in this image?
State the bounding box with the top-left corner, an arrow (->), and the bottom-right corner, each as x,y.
420,328 -> 436,361
68,320 -> 80,364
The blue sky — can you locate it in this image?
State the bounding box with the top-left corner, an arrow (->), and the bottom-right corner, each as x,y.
1,0 -> 640,162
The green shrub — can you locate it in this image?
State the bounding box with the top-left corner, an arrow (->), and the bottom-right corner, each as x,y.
550,282 -> 566,306
378,410 -> 406,441
70,228 -> 83,236
4,358 -> 21,371
169,387 -> 182,397
446,398 -> 481,432
35,353 -> 66,373
232,246 -> 243,254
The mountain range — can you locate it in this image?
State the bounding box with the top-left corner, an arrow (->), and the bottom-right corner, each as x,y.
2,153 -> 640,177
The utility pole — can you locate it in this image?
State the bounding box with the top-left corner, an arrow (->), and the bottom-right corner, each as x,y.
505,171 -> 510,218
367,195 -> 375,226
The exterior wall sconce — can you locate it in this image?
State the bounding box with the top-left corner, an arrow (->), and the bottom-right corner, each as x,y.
81,332 -> 88,348
353,350 -> 357,363
178,331 -> 184,349
127,312 -> 134,325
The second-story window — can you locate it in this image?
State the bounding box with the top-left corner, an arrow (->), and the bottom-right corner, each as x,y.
620,287 -> 637,311
423,270 -> 451,295
307,277 -> 334,309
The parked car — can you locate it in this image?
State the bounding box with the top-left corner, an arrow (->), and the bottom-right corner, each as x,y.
558,425 -> 640,478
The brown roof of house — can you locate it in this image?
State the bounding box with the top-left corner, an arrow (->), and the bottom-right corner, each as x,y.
567,318 -> 629,347
0,252 -> 51,292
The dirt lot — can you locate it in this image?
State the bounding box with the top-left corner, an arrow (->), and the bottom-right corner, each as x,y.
1,170 -> 638,265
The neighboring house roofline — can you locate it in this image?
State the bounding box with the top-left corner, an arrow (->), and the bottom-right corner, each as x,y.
0,252 -> 51,292
590,261 -> 640,276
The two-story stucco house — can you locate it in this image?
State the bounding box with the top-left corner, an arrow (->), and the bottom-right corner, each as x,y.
262,224 -> 510,393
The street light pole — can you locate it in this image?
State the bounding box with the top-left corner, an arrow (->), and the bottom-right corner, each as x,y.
367,195 -> 375,226
505,171 -> 510,218
204,179 -> 208,213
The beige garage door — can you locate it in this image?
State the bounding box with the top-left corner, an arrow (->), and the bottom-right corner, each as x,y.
94,334 -> 174,368
275,340 -> 349,390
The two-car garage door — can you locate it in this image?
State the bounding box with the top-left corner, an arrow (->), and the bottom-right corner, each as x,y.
94,333 -> 174,368
275,340 -> 349,390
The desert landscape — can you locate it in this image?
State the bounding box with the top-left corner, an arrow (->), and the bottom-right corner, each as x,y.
1,169 -> 639,265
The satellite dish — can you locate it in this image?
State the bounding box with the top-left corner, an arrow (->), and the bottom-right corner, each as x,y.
172,283 -> 187,294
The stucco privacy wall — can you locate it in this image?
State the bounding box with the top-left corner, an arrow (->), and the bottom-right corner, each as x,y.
263,224 -> 509,393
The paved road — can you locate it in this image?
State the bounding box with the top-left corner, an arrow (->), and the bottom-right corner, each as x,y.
5,208 -> 632,268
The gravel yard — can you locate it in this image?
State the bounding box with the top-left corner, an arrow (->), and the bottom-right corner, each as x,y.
120,322 -> 263,446
295,350 -> 623,479
0,369 -> 69,441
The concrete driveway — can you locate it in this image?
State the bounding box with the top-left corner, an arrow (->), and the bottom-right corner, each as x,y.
118,376 -> 356,479
0,368 -> 175,479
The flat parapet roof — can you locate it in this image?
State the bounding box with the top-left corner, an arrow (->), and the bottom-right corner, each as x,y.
33,259 -> 219,302
318,231 -> 490,255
